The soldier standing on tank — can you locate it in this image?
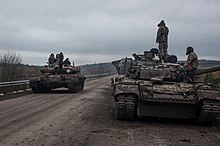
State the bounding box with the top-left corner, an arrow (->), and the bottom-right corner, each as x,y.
156,20 -> 169,62
58,52 -> 64,73
184,46 -> 199,82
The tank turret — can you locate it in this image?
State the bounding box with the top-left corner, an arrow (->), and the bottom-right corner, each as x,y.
112,49 -> 220,83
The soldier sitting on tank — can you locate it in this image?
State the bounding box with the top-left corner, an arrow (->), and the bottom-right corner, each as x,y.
48,53 -> 55,67
63,58 -> 71,66
54,54 -> 60,65
184,46 -> 199,82
52,53 -> 64,74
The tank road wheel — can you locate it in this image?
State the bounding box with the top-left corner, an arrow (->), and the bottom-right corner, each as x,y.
116,94 -> 136,121
196,100 -> 220,125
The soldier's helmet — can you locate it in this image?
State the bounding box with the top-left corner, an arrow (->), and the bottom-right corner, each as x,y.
186,46 -> 194,55
157,20 -> 165,27
50,53 -> 54,57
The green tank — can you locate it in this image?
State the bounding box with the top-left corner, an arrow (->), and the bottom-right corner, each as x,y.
112,48 -> 220,125
29,62 -> 86,93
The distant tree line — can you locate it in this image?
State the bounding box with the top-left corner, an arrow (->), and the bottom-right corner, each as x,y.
0,51 -> 23,82
80,63 -> 117,75
0,51 -> 41,83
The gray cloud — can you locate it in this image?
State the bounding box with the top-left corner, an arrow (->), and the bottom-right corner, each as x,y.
0,0 -> 220,65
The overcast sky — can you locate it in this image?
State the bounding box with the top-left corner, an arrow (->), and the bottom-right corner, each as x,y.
0,0 -> 220,65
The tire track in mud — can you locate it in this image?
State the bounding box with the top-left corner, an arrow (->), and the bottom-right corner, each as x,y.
1,75 -> 220,146
0,94 -> 73,139
0,94 -> 50,109
0,76 -> 114,145
0,95 -> 60,120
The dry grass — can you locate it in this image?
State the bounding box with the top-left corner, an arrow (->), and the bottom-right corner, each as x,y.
205,71 -> 220,83
210,71 -> 220,78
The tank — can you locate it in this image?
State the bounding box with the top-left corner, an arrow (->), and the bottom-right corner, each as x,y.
112,48 -> 220,125
29,60 -> 86,93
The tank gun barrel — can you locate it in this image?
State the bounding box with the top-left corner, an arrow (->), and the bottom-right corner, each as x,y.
194,65 -> 220,75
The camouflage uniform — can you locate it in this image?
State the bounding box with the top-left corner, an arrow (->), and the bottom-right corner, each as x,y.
58,52 -> 64,73
63,58 -> 71,66
48,53 -> 55,66
185,47 -> 199,82
54,54 -> 60,65
186,52 -> 199,71
156,20 -> 169,62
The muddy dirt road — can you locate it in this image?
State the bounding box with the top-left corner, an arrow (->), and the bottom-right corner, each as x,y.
0,76 -> 220,146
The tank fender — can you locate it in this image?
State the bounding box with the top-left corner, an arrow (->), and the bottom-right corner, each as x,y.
197,90 -> 220,101
114,84 -> 140,99
198,97 -> 220,103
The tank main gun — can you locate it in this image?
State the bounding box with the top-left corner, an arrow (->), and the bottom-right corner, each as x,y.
194,65 -> 220,75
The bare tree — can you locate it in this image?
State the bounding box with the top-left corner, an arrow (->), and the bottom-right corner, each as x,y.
0,51 -> 22,82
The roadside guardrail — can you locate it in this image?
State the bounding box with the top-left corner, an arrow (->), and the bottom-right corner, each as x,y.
0,73 -> 115,88
0,80 -> 29,88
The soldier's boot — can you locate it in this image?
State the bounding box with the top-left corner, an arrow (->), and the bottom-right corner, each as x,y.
158,52 -> 163,63
163,56 -> 167,63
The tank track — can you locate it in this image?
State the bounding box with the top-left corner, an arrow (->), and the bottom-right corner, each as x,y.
116,95 -> 135,120
197,100 -> 220,125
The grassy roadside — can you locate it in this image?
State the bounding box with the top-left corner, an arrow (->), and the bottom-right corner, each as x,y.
205,71 -> 220,84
